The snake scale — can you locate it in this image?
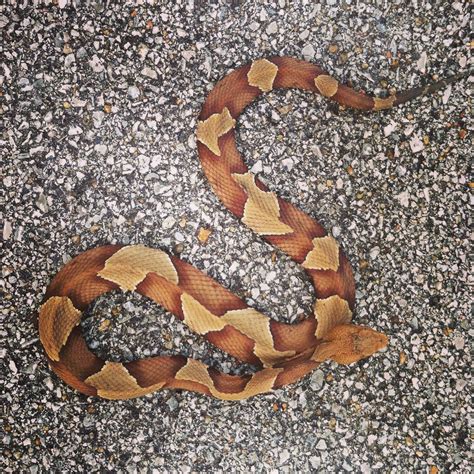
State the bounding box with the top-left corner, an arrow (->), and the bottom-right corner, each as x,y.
38,57 -> 467,400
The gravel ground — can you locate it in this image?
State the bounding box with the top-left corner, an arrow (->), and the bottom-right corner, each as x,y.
1,1 -> 472,472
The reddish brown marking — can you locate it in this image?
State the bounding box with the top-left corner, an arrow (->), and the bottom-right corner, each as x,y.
274,358 -> 319,388
270,319 -> 317,354
44,245 -> 121,310
47,326 -> 104,396
278,198 -> 327,239
265,233 -> 312,264
198,145 -> 248,218
309,250 -> 356,310
137,272 -> 184,319
172,257 -> 248,316
272,56 -> 326,90
208,367 -> 252,394
126,355 -> 187,388
333,84 -> 374,111
165,378 -> 213,397
49,360 -> 98,397
206,325 -> 261,366
199,64 -> 260,120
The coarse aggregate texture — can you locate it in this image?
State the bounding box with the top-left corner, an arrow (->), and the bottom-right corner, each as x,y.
1,0 -> 472,472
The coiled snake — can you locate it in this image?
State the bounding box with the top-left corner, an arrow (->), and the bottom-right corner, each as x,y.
38,57 -> 466,400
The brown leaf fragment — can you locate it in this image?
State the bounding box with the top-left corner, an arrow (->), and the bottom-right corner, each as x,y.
98,319 -> 111,331
197,227 -> 212,244
443,327 -> 453,336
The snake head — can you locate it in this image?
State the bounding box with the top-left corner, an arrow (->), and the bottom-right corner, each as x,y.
312,324 -> 389,365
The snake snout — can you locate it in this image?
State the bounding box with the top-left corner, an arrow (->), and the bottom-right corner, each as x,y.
356,327 -> 389,357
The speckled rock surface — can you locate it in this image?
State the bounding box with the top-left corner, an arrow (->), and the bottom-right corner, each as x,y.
1,1 -> 472,472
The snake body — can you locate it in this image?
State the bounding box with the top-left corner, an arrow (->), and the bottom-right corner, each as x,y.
38,57 -> 466,400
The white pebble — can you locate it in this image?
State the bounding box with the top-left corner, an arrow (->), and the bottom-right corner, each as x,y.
182,50 -> 196,61
442,84 -> 452,105
453,336 -> 465,350
92,111 -> 104,128
128,86 -> 140,99
94,144 -> 107,155
266,21 -> 278,35
36,194 -> 49,213
396,191 -> 410,207
316,440 -> 327,450
310,369 -> 324,390
250,160 -> 263,174
383,120 -> 397,137
369,246 -> 380,259
162,216 -> 176,229
409,134 -> 424,153
249,21 -> 259,32
141,67 -> 157,79
302,44 -> 315,60
281,158 -> 293,170
279,449 -> 290,465
68,125 -> 83,136
299,30 -> 310,41
417,51 -> 427,73
64,54 -> 75,68
89,54 -> 104,73
45,377 -> 54,391
265,271 -> 277,282
9,360 -> 17,374
3,220 -> 12,240
367,434 -> 377,446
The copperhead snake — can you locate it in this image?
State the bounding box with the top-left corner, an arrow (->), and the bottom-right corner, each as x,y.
38,57 -> 467,400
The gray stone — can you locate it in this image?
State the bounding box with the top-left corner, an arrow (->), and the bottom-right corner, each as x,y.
310,369 -> 325,391
128,85 -> 140,99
